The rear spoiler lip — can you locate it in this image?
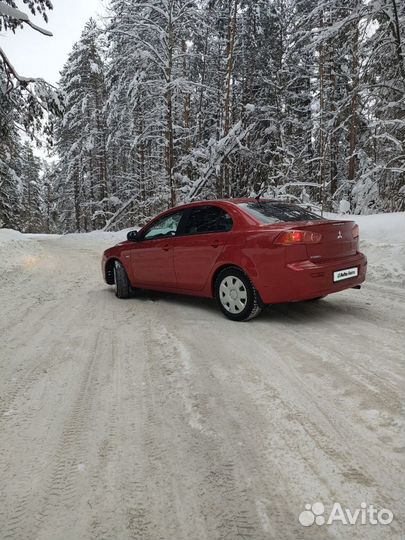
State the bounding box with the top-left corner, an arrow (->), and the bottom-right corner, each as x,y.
299,219 -> 355,226
259,219 -> 356,230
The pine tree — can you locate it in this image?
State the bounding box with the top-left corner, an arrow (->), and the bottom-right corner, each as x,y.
19,142 -> 43,233
55,19 -> 110,232
359,0 -> 405,212
0,92 -> 23,229
104,0 -> 201,227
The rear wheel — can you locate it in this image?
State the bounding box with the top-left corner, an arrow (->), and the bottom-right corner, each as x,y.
113,261 -> 131,299
215,267 -> 263,321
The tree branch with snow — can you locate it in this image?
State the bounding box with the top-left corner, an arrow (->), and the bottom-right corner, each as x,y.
0,0 -> 63,140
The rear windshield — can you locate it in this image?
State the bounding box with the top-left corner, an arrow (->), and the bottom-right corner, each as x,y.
238,202 -> 323,224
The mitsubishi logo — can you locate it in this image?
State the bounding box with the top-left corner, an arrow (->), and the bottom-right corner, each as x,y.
337,230 -> 343,239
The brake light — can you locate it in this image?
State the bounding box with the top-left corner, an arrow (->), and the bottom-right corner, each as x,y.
274,230 -> 322,245
352,224 -> 359,238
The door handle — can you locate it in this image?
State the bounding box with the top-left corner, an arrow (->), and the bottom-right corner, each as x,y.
211,240 -> 220,248
162,244 -> 171,251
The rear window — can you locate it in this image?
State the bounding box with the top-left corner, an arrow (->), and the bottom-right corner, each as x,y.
238,202 -> 323,224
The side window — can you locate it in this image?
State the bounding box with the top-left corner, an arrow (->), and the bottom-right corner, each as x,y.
183,206 -> 233,235
143,211 -> 183,240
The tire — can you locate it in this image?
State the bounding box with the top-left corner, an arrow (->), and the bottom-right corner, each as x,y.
214,267 -> 263,321
113,261 -> 131,299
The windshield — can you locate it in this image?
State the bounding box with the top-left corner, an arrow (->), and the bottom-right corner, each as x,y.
238,202 -> 323,224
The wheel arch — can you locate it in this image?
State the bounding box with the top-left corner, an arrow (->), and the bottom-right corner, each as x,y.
105,257 -> 120,285
210,263 -> 256,297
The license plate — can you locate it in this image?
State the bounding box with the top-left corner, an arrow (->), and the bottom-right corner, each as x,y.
333,267 -> 358,282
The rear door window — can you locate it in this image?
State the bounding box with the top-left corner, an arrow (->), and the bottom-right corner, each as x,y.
183,206 -> 233,235
238,202 -> 322,224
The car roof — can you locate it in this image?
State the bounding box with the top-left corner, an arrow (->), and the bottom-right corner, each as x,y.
142,198 -> 298,228
139,198 -> 300,231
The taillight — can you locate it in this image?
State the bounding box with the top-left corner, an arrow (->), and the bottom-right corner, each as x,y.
274,230 -> 322,245
352,224 -> 359,238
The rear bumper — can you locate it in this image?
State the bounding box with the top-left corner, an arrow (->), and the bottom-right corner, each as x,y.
259,252 -> 367,304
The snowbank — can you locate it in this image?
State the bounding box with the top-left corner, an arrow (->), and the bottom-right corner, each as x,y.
57,229 -> 133,250
358,214 -> 405,287
0,229 -> 28,243
326,212 -> 405,244
0,228 -> 44,273
327,212 -> 405,286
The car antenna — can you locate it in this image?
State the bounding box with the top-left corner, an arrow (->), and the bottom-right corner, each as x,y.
255,185 -> 267,201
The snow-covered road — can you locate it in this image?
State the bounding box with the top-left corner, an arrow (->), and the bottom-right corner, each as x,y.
0,227 -> 404,540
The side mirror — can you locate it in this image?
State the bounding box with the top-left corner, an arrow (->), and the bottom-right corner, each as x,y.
127,230 -> 139,242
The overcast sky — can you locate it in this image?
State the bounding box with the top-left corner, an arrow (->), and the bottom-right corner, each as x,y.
2,0 -> 106,85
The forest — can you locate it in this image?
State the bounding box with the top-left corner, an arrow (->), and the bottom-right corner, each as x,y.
1,0 -> 404,233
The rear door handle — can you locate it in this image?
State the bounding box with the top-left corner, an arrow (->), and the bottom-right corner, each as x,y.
162,244 -> 171,251
211,240 -> 220,248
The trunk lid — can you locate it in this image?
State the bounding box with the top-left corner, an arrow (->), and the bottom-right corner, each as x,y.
285,219 -> 358,260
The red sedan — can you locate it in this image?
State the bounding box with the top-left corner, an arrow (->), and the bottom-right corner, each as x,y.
102,199 -> 367,321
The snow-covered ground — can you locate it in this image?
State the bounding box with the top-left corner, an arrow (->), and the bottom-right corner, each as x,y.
0,213 -> 404,540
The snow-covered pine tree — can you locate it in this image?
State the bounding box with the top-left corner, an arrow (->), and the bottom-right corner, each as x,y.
185,0 -> 257,201
19,141 -> 43,232
104,0 -> 201,229
0,91 -> 23,229
104,0 -> 160,227
41,160 -> 58,233
356,0 -> 405,212
55,19 -> 110,232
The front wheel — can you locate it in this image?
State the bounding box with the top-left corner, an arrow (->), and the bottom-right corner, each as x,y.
113,261 -> 131,298
215,267 -> 263,321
